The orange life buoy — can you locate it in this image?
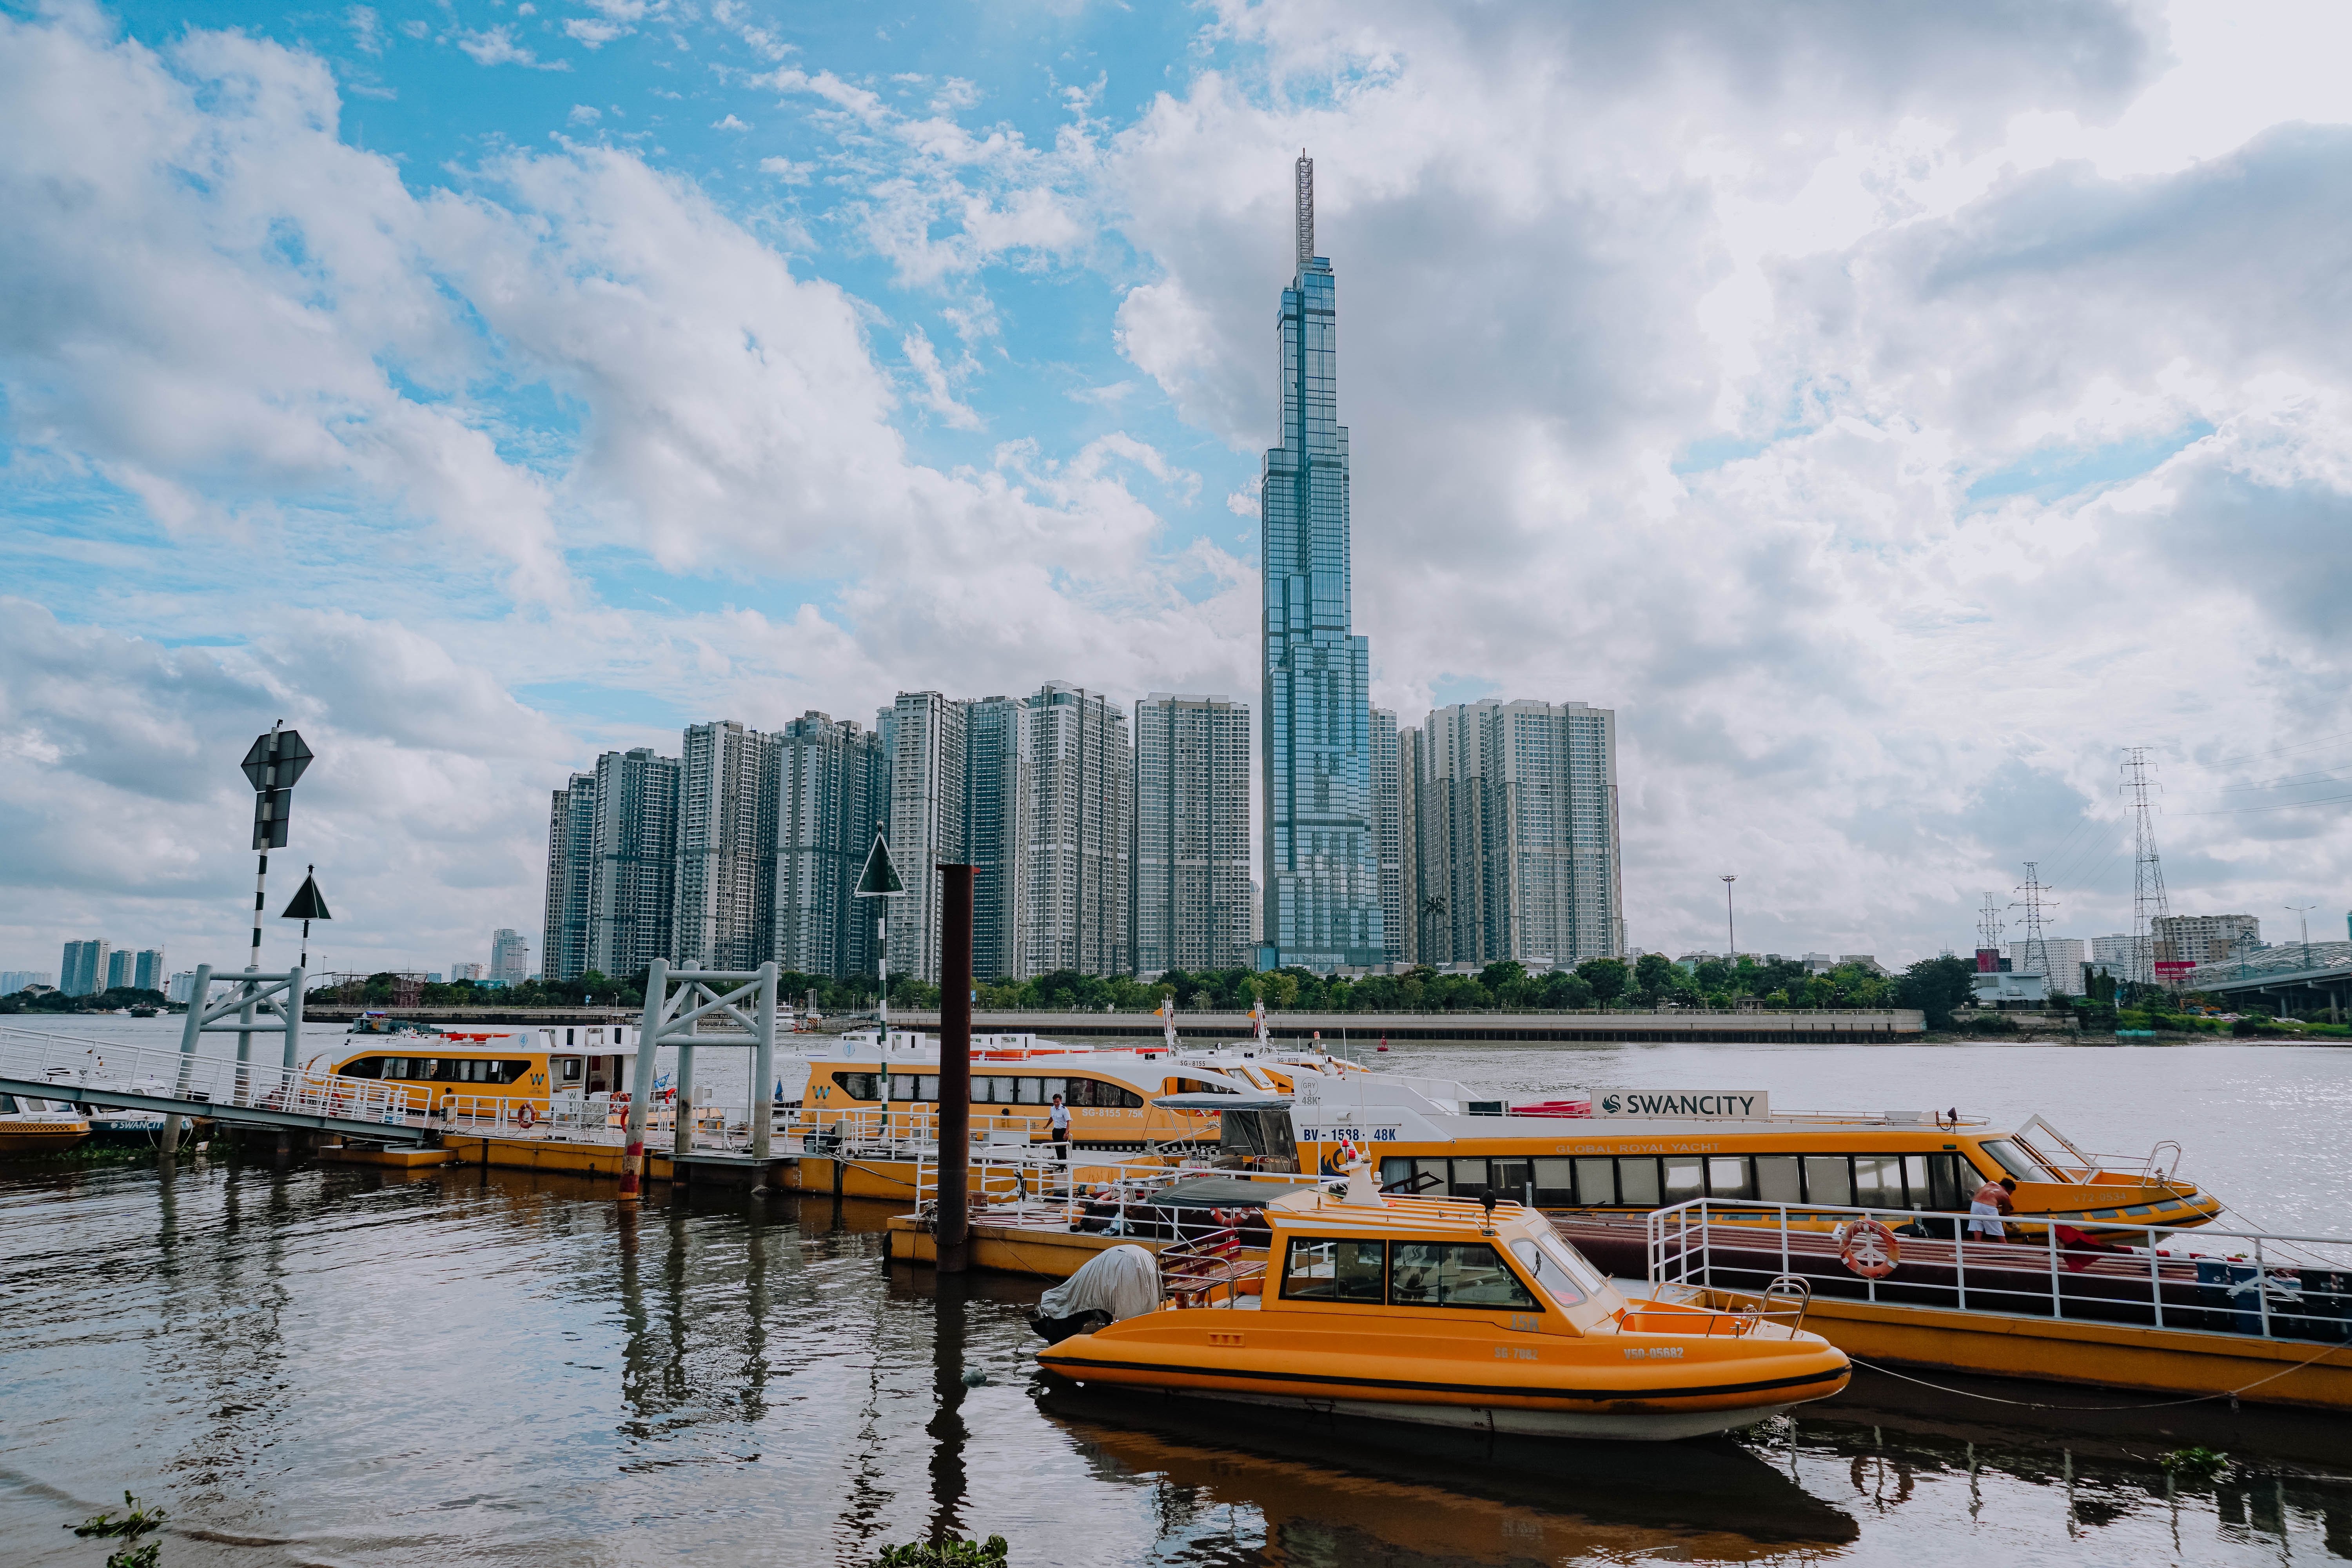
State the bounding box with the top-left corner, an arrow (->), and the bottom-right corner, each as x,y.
1837,1218 -> 1900,1279
516,1103 -> 536,1129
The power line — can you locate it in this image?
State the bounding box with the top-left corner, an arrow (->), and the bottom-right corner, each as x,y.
2177,791 -> 2352,817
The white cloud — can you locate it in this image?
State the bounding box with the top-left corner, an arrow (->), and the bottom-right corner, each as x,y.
711,113 -> 751,131
345,5 -> 384,55
458,25 -> 570,68
561,18 -> 628,50
758,154 -> 811,182
568,103 -> 601,125
900,324 -> 980,430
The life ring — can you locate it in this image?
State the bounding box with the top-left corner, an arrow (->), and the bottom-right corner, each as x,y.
515,1103 -> 536,1129
1836,1218 -> 1900,1279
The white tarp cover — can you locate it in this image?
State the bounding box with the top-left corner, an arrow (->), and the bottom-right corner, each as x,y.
1038,1243 -> 1161,1322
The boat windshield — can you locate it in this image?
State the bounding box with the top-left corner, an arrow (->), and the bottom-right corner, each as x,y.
1979,1139 -> 2052,1180
1510,1232 -> 1607,1307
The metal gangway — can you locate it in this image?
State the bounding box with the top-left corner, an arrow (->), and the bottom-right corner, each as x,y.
0,1024 -> 433,1143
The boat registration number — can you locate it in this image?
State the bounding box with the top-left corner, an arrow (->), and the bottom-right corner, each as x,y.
1492,1346 -> 1538,1361
1624,1347 -> 1684,1359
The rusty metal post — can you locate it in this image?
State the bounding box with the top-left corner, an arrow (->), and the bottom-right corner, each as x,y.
936,864 -> 974,1274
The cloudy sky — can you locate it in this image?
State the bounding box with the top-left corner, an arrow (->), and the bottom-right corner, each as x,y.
7,0 -> 2352,980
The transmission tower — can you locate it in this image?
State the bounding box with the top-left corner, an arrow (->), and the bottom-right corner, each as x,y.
2011,862 -> 2057,983
1976,891 -> 2005,968
2121,748 -> 2171,987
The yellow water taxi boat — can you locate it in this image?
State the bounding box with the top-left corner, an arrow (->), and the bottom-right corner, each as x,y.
1038,1172 -> 1852,1441
0,1091 -> 90,1155
1247,1073 -> 2224,1237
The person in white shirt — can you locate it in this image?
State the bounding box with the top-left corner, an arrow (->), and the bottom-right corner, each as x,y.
1049,1093 -> 1071,1161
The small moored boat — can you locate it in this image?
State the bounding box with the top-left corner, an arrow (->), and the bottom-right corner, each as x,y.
1038,1167 -> 1851,1441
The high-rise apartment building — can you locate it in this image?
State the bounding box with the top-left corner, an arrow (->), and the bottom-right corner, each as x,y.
586,746 -> 680,980
2005,937 -> 2087,983
105,949 -> 133,991
880,692 -> 967,984
542,771 -> 597,982
771,711 -> 886,981
1397,726 -> 1424,965
1133,693 -> 1250,975
1260,152 -> 1383,969
962,696 -> 1024,981
2154,913 -> 2262,968
673,720 -> 775,971
490,928 -> 530,983
0,970 -> 54,994
1409,699 -> 1622,969
1016,683 -> 1131,978
450,962 -> 485,982
133,948 -> 165,992
1370,707 -> 1403,965
60,939 -> 108,997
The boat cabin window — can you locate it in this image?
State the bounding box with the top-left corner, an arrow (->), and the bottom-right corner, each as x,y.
0,1094 -> 17,1113
1510,1236 -> 1596,1306
1404,1151 -> 1979,1213
1391,1243 -> 1539,1311
1167,1078 -> 1238,1095
561,1058 -> 583,1082
1281,1238 -> 1387,1303
833,1072 -> 880,1101
349,1056 -> 531,1085
888,1074 -> 942,1102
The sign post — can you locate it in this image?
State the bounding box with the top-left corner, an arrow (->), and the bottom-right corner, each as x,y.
854,833 -> 907,1047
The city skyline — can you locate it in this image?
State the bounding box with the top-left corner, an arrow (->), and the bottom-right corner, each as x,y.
10,6 -> 2352,977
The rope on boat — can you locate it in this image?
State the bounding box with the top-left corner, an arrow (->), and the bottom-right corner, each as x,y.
1846,1338 -> 2348,1412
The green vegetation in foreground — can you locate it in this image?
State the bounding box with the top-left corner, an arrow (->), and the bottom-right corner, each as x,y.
2160,1446 -> 2230,1483
68,1490 -> 167,1567
872,1537 -> 1008,1568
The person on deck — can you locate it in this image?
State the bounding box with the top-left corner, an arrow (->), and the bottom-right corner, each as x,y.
1969,1176 -> 2016,1240
1049,1093 -> 1071,1162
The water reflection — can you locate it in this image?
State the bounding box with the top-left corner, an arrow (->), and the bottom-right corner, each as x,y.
3,1162 -> 2350,1568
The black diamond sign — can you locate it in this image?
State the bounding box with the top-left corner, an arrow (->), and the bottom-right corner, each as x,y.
240,728 -> 314,791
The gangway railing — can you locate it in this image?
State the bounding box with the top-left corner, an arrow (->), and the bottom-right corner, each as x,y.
0,1024 -> 431,1143
907,1148 -> 1325,1239
1645,1197 -> 2352,1345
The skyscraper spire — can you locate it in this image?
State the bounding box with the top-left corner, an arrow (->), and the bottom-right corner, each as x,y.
1295,149 -> 1314,267
1262,153 -> 1379,970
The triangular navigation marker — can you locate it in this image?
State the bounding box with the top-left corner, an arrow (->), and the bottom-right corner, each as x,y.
281,871 -> 332,922
855,833 -> 906,897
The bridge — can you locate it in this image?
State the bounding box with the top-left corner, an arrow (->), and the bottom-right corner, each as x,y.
0,1024 -> 433,1143
2178,941 -> 2352,1019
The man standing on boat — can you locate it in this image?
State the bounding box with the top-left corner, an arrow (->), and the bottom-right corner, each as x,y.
1049,1093 -> 1071,1163
1969,1176 -> 2016,1241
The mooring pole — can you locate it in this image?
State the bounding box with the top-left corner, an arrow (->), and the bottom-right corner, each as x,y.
751,961 -> 777,1165
160,962 -> 214,1156
936,864 -> 974,1274
620,960 -> 667,1203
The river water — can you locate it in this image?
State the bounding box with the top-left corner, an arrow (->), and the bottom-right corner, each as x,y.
4,1022 -> 2349,1566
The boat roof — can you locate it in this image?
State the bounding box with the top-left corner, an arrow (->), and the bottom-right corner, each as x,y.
1262,1187 -> 1545,1238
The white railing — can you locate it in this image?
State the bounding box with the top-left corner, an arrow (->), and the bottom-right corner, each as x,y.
906,1148 -> 1325,1239
0,1024 -> 419,1132
1644,1197 -> 2352,1343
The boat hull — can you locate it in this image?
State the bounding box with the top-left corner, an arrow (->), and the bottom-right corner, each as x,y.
0,1125 -> 89,1155
1046,1376 -> 1812,1440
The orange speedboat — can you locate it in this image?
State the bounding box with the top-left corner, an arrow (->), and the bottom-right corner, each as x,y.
1039,1172 -> 1850,1441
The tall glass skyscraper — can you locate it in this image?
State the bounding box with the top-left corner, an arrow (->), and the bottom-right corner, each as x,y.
1260,152 -> 1383,969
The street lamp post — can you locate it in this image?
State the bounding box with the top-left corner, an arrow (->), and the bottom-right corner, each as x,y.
1721,875 -> 1737,962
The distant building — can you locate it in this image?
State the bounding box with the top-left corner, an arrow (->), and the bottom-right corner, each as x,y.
450,962 -> 485,982
880,691 -> 967,985
1370,707 -> 1403,966
1409,699 -> 1622,971
2154,914 -> 2261,969
1972,970 -> 2047,1007
1838,955 -> 1891,976
542,771 -> 598,983
770,711 -> 886,982
0,969 -> 54,994
1133,693 -> 1252,976
2005,937 -> 2087,987
105,949 -> 134,991
962,695 -> 1024,982
490,929 -> 530,983
673,720 -> 775,971
587,746 -> 681,980
1014,682 -> 1131,979
133,949 -> 165,992
165,971 -> 198,1004
1801,952 -> 1833,973
1396,727 -> 1423,966
60,939 -> 108,997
